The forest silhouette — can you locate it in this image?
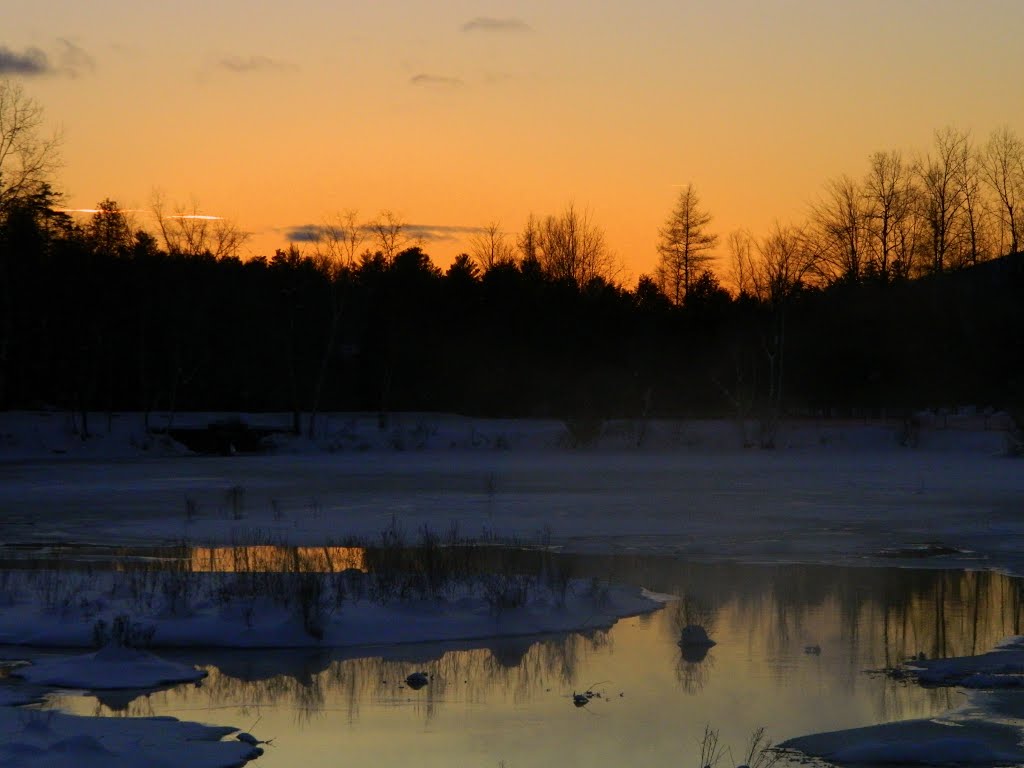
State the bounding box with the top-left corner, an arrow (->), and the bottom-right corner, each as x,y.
1,81 -> 1022,433
2,188 -> 1021,434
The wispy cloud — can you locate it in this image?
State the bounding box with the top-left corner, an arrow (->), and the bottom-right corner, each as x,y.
56,38 -> 95,78
0,46 -> 49,76
407,223 -> 485,242
462,17 -> 532,34
409,73 -> 464,87
218,55 -> 296,74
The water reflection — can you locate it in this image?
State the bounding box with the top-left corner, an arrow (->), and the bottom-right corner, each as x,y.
48,560 -> 1024,768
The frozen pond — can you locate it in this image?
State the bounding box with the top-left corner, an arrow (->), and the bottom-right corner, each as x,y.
33,555 -> 1024,767
2,413 -> 1022,765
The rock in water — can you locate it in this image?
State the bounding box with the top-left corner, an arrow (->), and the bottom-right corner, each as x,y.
405,672 -> 429,689
678,624 -> 715,647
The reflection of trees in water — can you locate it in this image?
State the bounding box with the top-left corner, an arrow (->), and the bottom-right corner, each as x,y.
51,556 -> 1024,730
129,630 -> 609,724
49,689 -> 162,719
664,597 -> 717,694
675,647 -> 714,695
570,554 -> 1024,717
592,555 -> 1023,664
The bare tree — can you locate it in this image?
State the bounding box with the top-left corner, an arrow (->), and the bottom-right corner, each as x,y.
0,79 -> 61,215
655,184 -> 718,304
751,222 -> 818,304
368,209 -> 411,263
894,190 -> 929,279
751,223 -> 818,446
810,174 -> 867,284
468,220 -> 517,271
517,213 -> 541,264
317,209 -> 364,269
917,127 -> 968,273
535,203 -> 619,285
726,228 -> 757,296
981,126 -> 1024,256
151,193 -> 249,259
955,132 -> 992,267
863,150 -> 919,280
0,80 -> 61,409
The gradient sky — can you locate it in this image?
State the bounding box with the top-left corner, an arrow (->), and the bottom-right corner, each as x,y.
6,1 -> 1024,279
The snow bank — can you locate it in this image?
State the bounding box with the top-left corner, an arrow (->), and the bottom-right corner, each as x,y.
0,575 -> 661,649
781,719 -> 1024,765
14,647 -> 206,689
0,707 -> 260,768
0,409 -> 1014,461
904,647 -> 1024,688
786,636 -> 1024,765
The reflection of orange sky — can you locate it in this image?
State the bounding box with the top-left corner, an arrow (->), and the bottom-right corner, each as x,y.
57,564 -> 1023,765
10,2 -> 1024,279
189,545 -> 366,573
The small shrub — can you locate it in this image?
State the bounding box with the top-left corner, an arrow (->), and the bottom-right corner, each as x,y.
562,415 -> 604,448
389,429 -> 405,451
899,414 -> 921,448
160,568 -> 192,616
411,421 -> 437,449
296,573 -> 325,640
481,573 -> 530,613
1006,408 -> 1023,457
226,485 -> 245,519
92,614 -> 156,648
738,727 -> 782,768
586,577 -> 611,610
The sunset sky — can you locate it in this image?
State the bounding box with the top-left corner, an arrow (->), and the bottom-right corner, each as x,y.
6,1 -> 1023,279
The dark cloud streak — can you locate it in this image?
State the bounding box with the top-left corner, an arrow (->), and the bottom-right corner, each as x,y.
407,223 -> 486,242
284,223 -> 486,245
0,41 -> 95,78
409,73 -> 464,87
0,46 -> 50,76
218,55 -> 295,73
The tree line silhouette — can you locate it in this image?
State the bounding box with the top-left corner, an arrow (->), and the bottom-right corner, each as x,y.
1,186 -> 1020,435
0,79 -> 1022,436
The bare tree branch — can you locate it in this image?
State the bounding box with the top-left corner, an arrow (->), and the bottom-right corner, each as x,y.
0,79 -> 61,214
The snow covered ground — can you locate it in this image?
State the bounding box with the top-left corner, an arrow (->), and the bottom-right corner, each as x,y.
0,409 -> 1022,767
0,704 -> 262,768
1,410 -> 1020,571
0,567 -> 664,649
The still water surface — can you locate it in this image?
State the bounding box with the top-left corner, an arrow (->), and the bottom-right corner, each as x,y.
50,557 -> 1024,767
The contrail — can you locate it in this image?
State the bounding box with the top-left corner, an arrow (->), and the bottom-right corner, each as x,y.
57,207 -> 145,214
58,208 -> 223,221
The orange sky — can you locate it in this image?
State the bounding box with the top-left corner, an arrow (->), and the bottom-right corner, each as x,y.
6,1 -> 1024,281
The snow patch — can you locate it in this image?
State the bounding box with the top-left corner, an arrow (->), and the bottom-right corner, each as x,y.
782,718 -> 1024,766
0,708 -> 260,768
14,647 -> 206,690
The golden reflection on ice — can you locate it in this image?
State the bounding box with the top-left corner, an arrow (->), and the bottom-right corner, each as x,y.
188,545 -> 367,573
